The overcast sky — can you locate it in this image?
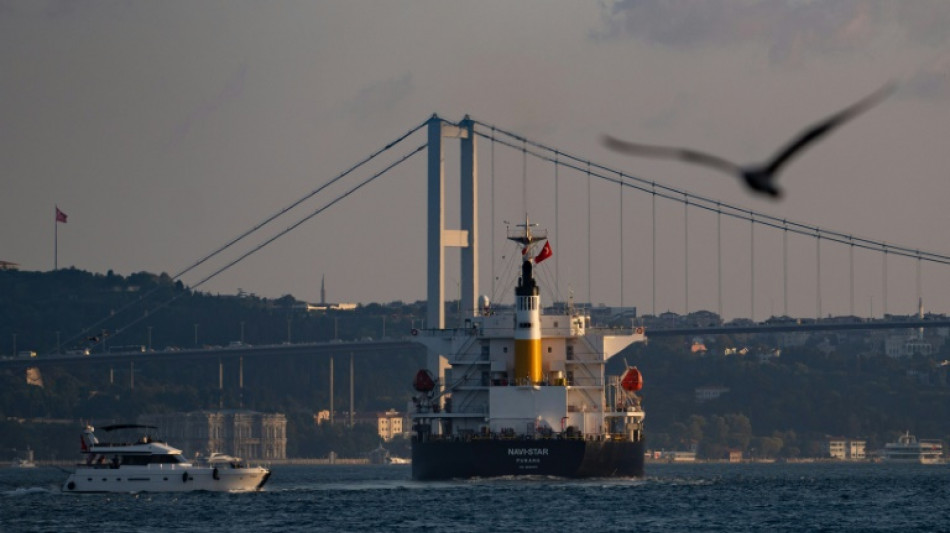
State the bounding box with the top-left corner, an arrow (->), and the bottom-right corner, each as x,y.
2,1 -> 949,321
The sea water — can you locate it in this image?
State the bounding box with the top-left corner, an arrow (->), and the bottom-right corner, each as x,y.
1,462 -> 947,532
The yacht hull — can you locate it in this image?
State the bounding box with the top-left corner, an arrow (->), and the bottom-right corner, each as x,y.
62,465 -> 270,493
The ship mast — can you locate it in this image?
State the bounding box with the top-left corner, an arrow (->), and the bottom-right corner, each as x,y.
507,216 -> 547,385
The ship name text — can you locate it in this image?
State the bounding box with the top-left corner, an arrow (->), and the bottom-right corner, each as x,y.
507,447 -> 550,456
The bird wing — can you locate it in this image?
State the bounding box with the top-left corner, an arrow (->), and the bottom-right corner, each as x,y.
602,135 -> 741,175
765,81 -> 896,175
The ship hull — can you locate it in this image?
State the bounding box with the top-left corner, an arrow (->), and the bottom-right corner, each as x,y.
411,438 -> 644,480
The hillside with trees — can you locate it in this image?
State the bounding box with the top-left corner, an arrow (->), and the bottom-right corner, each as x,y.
2,268 -> 949,461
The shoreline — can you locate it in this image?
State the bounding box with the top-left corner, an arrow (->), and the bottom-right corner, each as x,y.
17,457 -> 946,468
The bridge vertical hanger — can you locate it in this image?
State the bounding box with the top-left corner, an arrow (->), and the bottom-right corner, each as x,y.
426,114 -> 478,330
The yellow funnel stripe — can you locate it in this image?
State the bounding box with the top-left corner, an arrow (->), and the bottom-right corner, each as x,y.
514,338 -> 542,384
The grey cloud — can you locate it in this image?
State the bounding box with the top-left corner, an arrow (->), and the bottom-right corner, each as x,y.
165,62 -> 247,150
895,1 -> 950,47
342,72 -> 414,120
904,54 -> 950,100
0,0 -> 133,21
595,0 -> 948,65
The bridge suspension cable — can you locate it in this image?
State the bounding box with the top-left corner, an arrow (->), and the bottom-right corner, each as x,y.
469,118 -> 950,267
59,128 -> 428,354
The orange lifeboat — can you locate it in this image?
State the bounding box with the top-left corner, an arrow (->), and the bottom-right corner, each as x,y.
620,366 -> 643,392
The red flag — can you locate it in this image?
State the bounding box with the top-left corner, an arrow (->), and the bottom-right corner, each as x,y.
534,241 -> 552,264
55,206 -> 68,223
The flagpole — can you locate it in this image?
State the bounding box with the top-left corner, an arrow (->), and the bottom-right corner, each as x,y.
54,206 -> 66,270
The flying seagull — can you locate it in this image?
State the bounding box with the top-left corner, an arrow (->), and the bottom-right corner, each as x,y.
602,83 -> 895,198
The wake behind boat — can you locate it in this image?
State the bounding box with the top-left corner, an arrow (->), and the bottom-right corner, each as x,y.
62,425 -> 270,493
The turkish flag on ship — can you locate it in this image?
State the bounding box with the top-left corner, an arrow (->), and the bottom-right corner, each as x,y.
55,206 -> 68,223
534,241 -> 553,264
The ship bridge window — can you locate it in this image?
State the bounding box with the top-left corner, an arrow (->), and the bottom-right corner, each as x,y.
120,455 -> 151,466
149,454 -> 186,464
518,297 -> 539,311
518,322 -> 532,329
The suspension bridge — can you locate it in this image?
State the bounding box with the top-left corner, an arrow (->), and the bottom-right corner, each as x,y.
14,112 -> 950,371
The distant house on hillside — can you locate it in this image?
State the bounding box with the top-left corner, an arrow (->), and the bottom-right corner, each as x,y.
695,386 -> 730,403
0,260 -> 19,271
354,409 -> 406,441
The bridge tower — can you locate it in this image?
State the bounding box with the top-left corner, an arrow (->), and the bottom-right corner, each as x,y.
426,114 -> 478,399
427,114 -> 478,329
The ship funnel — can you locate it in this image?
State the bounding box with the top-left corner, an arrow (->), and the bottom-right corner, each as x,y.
512,222 -> 544,384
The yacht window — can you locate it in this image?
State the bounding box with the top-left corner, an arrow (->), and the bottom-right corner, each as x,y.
121,455 -> 150,466
149,454 -> 185,464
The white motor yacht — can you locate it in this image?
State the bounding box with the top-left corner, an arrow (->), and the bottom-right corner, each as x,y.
62,425 -> 270,493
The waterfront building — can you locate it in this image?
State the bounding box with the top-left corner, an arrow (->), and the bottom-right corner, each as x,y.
139,410 -> 287,460
825,438 -> 866,460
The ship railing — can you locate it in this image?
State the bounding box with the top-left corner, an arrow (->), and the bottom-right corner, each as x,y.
418,327 -> 479,338
606,430 -> 642,442
566,377 -> 603,387
412,431 -> 604,444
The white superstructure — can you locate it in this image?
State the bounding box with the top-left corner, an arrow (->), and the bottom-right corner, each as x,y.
883,432 -> 944,464
413,219 -> 646,441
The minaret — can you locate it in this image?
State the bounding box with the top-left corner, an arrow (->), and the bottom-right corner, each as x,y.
321,275 -> 326,305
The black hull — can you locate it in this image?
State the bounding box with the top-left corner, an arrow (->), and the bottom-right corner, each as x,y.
411,438 -> 644,480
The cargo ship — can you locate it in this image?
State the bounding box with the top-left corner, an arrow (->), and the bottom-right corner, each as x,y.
410,219 -> 646,480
